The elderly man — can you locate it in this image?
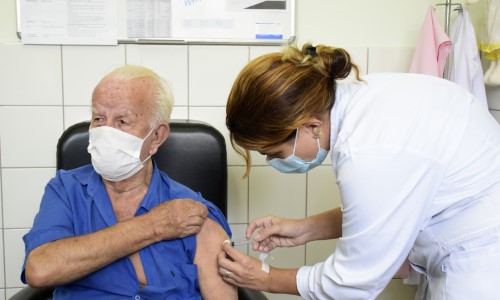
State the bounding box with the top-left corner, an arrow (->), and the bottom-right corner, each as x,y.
21,65 -> 237,299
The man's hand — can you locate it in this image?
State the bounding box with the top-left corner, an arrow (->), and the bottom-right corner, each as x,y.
149,198 -> 208,241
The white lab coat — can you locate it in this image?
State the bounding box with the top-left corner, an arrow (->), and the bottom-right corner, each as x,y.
296,73 -> 500,300
449,7 -> 488,108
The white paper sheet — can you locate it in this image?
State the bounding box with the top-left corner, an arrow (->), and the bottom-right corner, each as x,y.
127,0 -> 171,38
21,0 -> 117,45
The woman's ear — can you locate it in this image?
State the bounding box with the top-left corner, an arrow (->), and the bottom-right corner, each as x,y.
303,118 -> 323,139
149,123 -> 170,155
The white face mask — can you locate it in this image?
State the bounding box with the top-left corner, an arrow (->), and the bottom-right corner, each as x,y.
87,126 -> 154,182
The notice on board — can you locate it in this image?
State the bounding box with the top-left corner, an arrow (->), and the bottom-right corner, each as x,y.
170,0 -> 287,40
20,0 -> 118,45
124,0 -> 288,41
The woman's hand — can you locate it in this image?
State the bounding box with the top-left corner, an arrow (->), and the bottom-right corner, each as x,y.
218,242 -> 272,291
247,216 -> 310,252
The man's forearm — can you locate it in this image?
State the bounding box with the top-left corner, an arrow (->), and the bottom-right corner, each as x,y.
25,213 -> 156,287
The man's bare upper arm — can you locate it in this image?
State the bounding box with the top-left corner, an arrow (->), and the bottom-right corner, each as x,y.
194,218 -> 237,300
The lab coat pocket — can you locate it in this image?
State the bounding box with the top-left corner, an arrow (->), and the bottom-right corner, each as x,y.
443,239 -> 500,300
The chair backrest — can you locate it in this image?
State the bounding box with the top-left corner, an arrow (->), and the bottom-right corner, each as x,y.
57,120 -> 227,216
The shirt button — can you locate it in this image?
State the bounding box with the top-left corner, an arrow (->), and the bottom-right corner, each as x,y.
135,295 -> 141,300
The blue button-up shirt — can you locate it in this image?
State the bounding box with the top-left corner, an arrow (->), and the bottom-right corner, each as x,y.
21,162 -> 231,300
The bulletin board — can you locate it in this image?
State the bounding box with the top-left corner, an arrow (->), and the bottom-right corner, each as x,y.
16,0 -> 296,45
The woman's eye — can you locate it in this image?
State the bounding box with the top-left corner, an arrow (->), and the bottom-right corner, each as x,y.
267,153 -> 280,159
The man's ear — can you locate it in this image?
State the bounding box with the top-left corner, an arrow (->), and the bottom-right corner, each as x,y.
150,123 -> 170,155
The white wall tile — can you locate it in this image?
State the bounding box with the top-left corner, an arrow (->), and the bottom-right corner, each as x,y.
250,150 -> 267,166
188,107 -> 225,128
248,166 -> 306,221
0,169 -> 3,227
228,166 -> 248,224
249,46 -> 282,59
126,44 -> 189,106
0,106 -> 63,168
171,106 -> 189,120
305,239 -> 337,266
490,110 -> 500,123
368,47 -> 414,73
63,106 -> 91,129
265,293 -> 302,300
378,280 -> 418,300
4,229 -> 29,288
0,232 -> 4,288
62,45 -> 126,105
0,44 -> 62,105
189,106 -> 242,165
0,0 -> 18,43
306,166 -> 340,216
3,168 -> 55,228
486,85 -> 500,110
189,45 -> 249,106
6,288 -> 23,300
305,166 -> 340,265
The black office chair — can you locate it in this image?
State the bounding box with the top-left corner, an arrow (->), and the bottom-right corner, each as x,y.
11,120 -> 267,300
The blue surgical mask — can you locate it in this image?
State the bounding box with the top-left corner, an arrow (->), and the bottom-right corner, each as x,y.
267,129 -> 328,173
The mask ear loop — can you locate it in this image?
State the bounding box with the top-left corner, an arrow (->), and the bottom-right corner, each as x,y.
291,128 -> 299,156
314,129 -> 321,152
141,126 -> 157,164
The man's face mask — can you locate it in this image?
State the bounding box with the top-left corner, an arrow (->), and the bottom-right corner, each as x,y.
87,126 -> 154,182
266,128 -> 328,173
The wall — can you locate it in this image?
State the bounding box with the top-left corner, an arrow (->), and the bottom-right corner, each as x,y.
0,0 -> 498,299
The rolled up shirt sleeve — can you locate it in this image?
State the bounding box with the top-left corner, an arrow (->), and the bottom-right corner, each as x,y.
297,149 -> 446,299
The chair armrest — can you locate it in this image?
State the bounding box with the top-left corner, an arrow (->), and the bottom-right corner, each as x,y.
238,287 -> 269,300
9,286 -> 53,300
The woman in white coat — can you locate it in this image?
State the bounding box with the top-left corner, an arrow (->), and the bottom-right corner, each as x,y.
218,43 -> 500,299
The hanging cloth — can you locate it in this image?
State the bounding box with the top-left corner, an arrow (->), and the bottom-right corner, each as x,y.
448,7 -> 488,109
410,6 -> 453,77
478,0 -> 500,61
479,0 -> 500,86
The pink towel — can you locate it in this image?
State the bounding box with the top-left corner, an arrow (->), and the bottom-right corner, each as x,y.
410,6 -> 453,77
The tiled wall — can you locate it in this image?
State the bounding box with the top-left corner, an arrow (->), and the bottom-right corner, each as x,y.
1,38 -> 500,299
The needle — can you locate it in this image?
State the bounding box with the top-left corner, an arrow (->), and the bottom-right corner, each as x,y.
230,240 -> 253,246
